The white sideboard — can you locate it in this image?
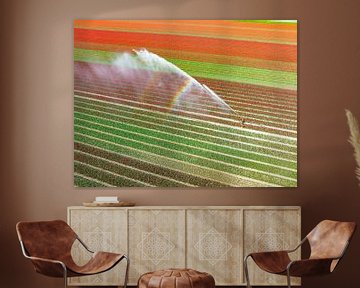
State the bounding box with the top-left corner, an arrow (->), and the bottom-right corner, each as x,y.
67,206 -> 301,286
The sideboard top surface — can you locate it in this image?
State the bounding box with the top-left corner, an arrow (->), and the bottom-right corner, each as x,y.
68,206 -> 301,210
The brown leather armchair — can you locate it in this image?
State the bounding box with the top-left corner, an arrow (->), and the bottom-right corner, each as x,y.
16,220 -> 129,288
244,220 -> 356,288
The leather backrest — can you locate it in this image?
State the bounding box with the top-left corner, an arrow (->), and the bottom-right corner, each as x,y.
307,220 -> 356,260
16,220 -> 77,261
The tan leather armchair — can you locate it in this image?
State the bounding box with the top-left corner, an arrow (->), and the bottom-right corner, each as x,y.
244,220 -> 356,288
16,220 -> 129,288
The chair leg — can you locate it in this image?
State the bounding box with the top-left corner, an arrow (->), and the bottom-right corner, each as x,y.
286,269 -> 291,288
62,265 -> 68,288
123,255 -> 130,288
244,255 -> 252,288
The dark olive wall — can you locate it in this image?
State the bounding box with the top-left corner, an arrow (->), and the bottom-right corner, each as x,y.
1,0 -> 360,287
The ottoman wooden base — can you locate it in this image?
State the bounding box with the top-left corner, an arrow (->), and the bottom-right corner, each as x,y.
138,268 -> 215,288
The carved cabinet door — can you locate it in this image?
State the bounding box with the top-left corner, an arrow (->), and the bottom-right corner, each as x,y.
187,209 -> 243,285
68,208 -> 128,286
128,209 -> 186,284
243,209 -> 301,286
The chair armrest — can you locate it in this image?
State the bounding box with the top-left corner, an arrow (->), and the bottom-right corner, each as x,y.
287,258 -> 336,277
19,241 -> 67,277
26,255 -> 67,278
246,251 -> 291,274
248,250 -> 289,256
286,237 -> 307,253
26,255 -> 65,265
246,250 -> 291,262
245,237 -> 306,259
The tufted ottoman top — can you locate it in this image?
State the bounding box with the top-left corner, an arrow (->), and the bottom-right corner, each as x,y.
138,268 -> 215,288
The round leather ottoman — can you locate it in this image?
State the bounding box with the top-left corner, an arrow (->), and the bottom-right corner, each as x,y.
138,268 -> 215,288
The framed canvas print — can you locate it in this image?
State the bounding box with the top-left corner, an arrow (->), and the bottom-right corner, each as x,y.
74,20 -> 297,187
